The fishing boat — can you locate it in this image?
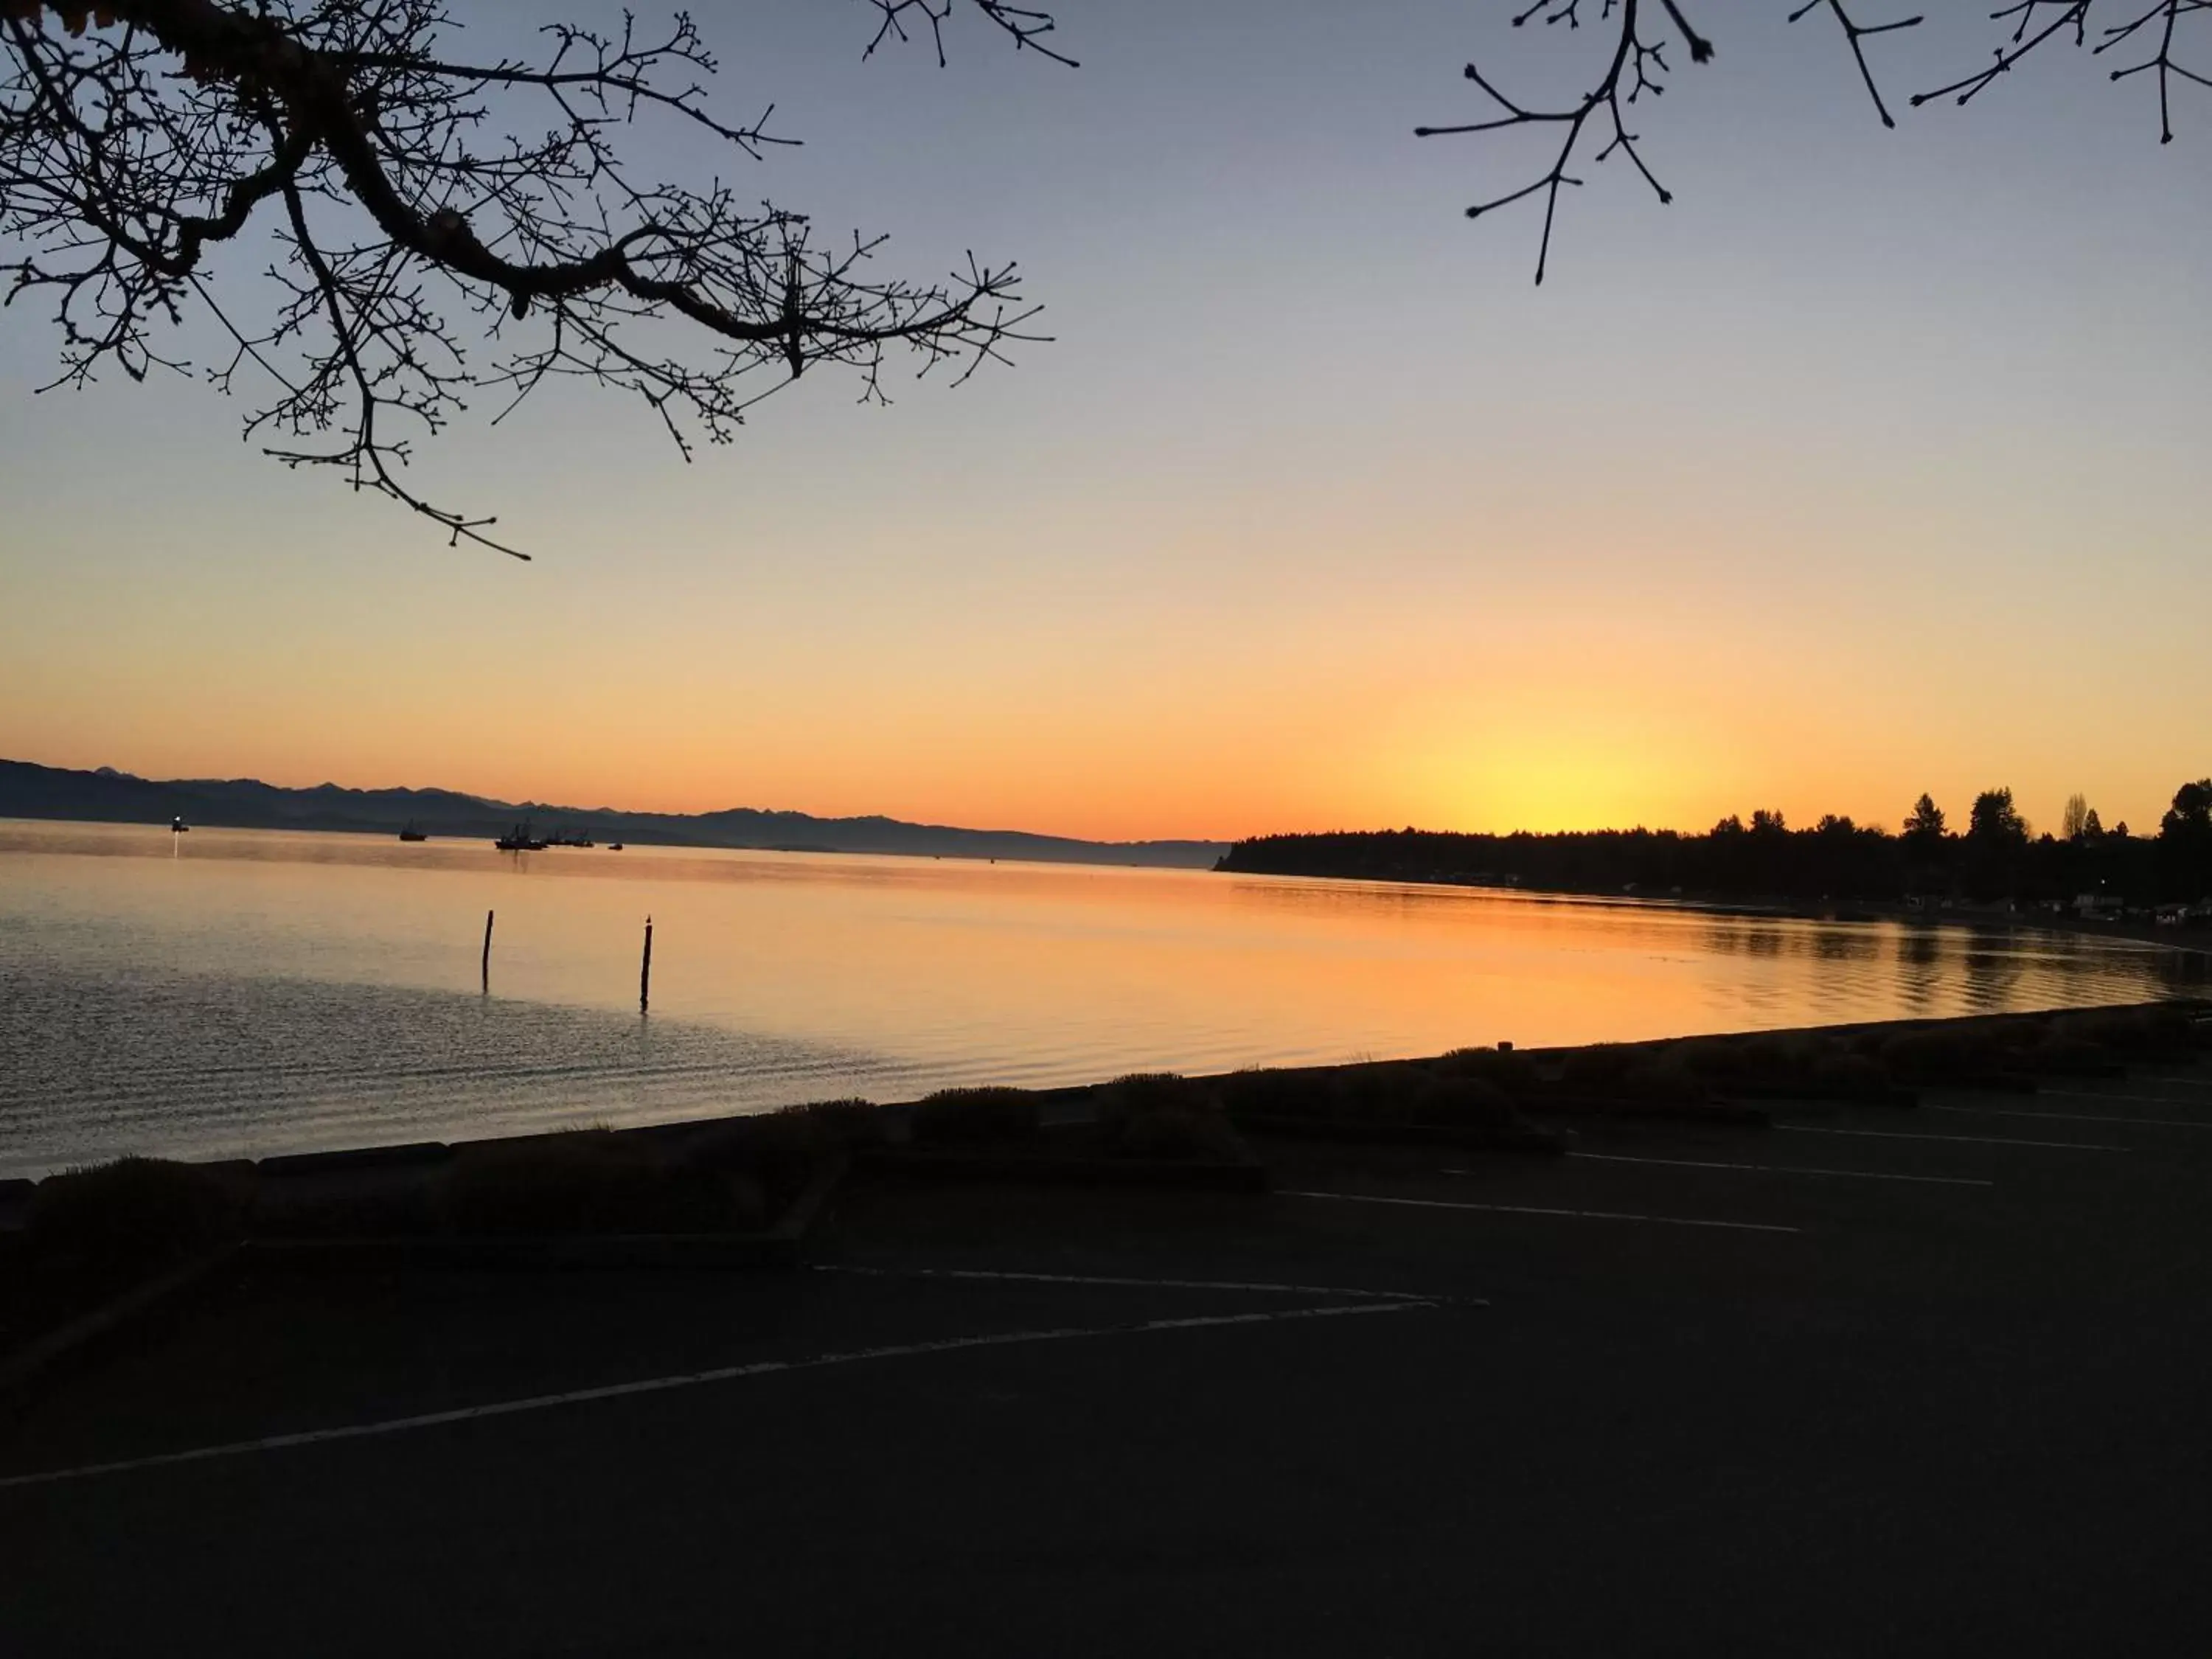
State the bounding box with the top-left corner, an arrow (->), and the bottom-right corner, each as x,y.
493,821 -> 547,852
397,821 -> 428,843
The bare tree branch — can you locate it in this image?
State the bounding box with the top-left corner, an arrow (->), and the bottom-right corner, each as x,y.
1423,0 -> 2207,280
863,1 -> 1077,69
1790,1 -> 1924,130
1,0 -> 1071,556
1416,0 -> 1710,285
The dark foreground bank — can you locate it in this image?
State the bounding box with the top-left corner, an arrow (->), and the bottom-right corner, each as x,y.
4,1000 -> 2211,1657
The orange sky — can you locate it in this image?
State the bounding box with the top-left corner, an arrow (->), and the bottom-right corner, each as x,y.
2,4 -> 2206,844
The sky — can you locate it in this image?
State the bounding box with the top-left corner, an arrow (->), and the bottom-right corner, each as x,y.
2,0 -> 2208,842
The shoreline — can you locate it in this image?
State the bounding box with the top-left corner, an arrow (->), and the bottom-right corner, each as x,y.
1246,869 -> 2212,957
6,995 -> 2205,1208
18,813 -> 2208,955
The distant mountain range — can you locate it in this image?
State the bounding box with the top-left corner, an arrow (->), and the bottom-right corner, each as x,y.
0,759 -> 1228,869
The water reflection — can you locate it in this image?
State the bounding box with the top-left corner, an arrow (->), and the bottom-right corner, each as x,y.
0,961 -> 908,1178
0,818 -> 2202,1175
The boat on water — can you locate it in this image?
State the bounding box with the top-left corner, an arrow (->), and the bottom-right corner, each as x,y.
493,821 -> 548,852
169,815 -> 189,834
608,843 -> 625,852
544,828 -> 596,849
397,821 -> 428,843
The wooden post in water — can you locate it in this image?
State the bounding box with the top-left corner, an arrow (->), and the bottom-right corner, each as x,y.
639,916 -> 654,1015
481,909 -> 495,994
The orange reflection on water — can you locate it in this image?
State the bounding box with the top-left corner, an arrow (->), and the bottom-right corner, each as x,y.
3,818 -> 2194,1081
5,818 -> 2203,1172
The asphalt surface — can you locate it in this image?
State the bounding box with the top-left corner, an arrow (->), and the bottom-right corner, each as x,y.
4,1059 -> 2211,1657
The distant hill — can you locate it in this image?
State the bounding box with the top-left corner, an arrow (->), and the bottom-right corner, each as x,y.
0,759 -> 1228,869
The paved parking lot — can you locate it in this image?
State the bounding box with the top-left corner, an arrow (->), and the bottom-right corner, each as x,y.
4,1057 -> 2210,1656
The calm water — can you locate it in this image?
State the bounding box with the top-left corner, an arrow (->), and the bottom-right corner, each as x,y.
1,818 -> 2202,1178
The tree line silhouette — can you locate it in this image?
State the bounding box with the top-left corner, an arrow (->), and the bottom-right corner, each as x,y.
1218,782 -> 2212,911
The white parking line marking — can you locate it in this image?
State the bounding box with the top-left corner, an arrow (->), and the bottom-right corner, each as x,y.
0,1302 -> 1430,1494
1924,1104 -> 2212,1131
1554,1152 -> 1993,1187
815,1264 -> 1463,1304
1776,1125 -> 2129,1152
2039,1090 -> 2211,1110
1281,1189 -> 1800,1234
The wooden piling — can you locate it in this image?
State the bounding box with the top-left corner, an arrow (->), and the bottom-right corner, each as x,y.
640,916 -> 653,1014
481,909 -> 495,994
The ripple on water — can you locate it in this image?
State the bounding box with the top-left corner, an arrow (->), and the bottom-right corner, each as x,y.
4,821 -> 2205,1175
0,964 -> 919,1179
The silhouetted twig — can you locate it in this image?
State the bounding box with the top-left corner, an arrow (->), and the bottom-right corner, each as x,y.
864,1 -> 1077,69
1,1 -> 1071,556
1910,0 -> 2210,146
1422,0 -> 2206,279
1790,1 -> 1924,129
1416,0 -> 1705,285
